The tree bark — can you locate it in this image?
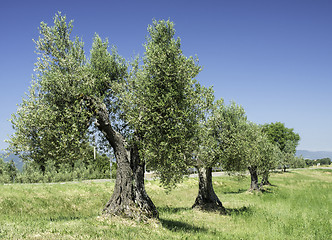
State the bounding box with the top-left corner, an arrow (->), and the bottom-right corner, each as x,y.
248,166 -> 260,191
102,141 -> 158,220
192,166 -> 226,213
260,170 -> 271,188
87,97 -> 158,219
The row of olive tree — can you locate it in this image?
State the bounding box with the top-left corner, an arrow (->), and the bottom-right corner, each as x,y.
189,98 -> 301,212
7,13 -> 300,220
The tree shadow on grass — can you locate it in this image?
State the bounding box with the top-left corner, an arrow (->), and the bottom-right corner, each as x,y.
158,206 -> 208,233
48,215 -> 87,222
157,206 -> 191,214
159,218 -> 208,233
259,187 -> 275,194
222,188 -> 247,194
259,183 -> 278,194
226,206 -> 253,216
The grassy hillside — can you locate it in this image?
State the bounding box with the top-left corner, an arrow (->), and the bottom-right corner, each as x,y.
0,169 -> 331,239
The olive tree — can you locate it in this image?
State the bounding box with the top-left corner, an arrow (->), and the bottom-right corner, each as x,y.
8,14 -> 201,219
258,133 -> 282,187
123,19 -> 201,189
7,16 -> 91,172
242,123 -> 281,191
262,122 -> 300,172
192,100 -> 248,212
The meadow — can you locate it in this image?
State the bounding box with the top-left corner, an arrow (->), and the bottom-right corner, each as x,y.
0,168 -> 331,239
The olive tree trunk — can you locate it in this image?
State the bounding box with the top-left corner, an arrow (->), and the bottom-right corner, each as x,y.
192,166 -> 226,213
248,166 -> 260,191
88,97 -> 158,219
260,170 -> 271,188
102,139 -> 158,219
283,165 -> 287,172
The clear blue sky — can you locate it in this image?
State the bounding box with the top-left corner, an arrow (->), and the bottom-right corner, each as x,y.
1,0 -> 331,152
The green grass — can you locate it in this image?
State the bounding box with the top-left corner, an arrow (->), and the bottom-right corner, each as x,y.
0,169 -> 331,239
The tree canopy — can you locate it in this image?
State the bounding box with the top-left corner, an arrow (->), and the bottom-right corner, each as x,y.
125,19 -> 202,187
8,13 -> 203,219
7,12 -> 303,219
8,14 -> 91,170
262,122 -> 300,154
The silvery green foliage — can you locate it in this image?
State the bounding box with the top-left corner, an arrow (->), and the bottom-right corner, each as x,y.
261,122 -> 300,171
8,13 -> 129,168
213,101 -> 248,171
191,85 -> 217,167
255,130 -> 282,174
241,122 -> 282,175
88,34 -> 128,151
8,15 -> 204,190
124,20 -> 202,188
8,13 -> 92,168
197,100 -> 248,172
201,101 -> 281,175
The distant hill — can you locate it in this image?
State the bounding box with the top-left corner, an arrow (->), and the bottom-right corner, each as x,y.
0,152 -> 24,171
296,150 -> 332,160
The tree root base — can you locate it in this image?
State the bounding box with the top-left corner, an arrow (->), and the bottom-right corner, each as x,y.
103,202 -> 159,222
192,203 -> 227,215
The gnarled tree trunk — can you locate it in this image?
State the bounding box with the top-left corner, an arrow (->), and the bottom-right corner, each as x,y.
192,166 -> 226,213
248,166 -> 260,191
88,97 -> 158,219
102,139 -> 158,219
260,170 -> 271,188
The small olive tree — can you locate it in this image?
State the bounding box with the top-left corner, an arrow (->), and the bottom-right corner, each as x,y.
262,122 -> 300,172
242,123 -> 281,191
192,99 -> 248,212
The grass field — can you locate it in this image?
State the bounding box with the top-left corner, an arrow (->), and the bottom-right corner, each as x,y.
0,168 -> 331,239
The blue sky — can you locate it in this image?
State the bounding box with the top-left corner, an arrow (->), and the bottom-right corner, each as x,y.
0,0 -> 331,152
